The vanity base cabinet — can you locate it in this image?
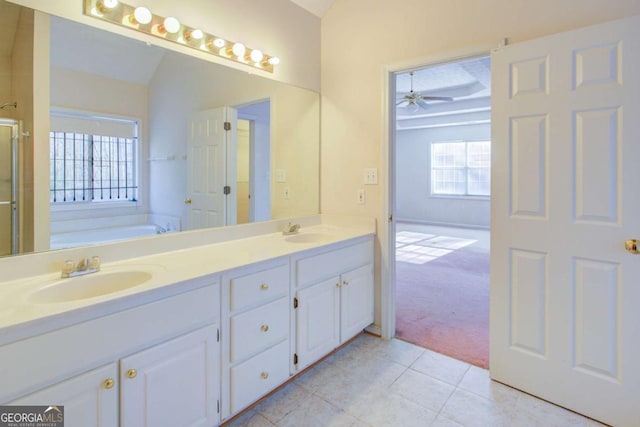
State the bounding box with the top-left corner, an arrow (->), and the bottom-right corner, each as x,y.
293,238 -> 374,371
121,325 -> 219,427
10,363 -> 119,427
221,260 -> 290,420
296,276 -> 340,368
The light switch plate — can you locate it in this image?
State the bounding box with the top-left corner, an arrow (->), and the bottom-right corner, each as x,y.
275,169 -> 286,183
364,168 -> 378,185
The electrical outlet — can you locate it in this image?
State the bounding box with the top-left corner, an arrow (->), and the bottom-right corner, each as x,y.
357,189 -> 365,204
364,168 -> 378,185
284,187 -> 290,199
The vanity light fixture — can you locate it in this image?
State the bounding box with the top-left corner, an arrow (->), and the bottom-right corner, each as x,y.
131,6 -> 152,25
96,0 -> 118,13
184,28 -> 203,41
83,0 -> 278,72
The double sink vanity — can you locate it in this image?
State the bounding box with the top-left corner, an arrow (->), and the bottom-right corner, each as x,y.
0,215 -> 375,426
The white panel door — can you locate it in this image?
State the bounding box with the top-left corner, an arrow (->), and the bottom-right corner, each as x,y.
11,363 -> 118,427
187,107 -> 237,229
491,15 -> 640,426
120,326 -> 219,427
296,277 -> 340,370
340,264 -> 374,342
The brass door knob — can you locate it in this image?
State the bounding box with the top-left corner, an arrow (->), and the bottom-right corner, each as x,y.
625,239 -> 639,254
103,379 -> 115,389
184,198 -> 192,204
260,372 -> 269,379
126,369 -> 137,379
260,283 -> 269,291
261,324 -> 269,332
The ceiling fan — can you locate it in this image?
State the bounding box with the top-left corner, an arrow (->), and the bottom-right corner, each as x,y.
396,71 -> 453,110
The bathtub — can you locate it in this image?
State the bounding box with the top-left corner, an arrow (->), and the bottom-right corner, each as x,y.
50,224 -> 162,250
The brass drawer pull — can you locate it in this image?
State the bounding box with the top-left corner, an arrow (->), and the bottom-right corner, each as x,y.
126,369 -> 137,379
261,324 -> 270,332
260,371 -> 269,379
336,282 -> 341,288
343,280 -> 349,286
103,379 -> 115,389
260,283 -> 269,291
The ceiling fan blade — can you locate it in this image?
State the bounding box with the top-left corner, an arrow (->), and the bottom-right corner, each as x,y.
421,96 -> 453,102
396,100 -> 407,106
416,99 -> 429,109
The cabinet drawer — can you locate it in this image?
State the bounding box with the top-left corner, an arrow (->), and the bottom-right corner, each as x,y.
230,340 -> 289,414
295,238 -> 373,288
230,297 -> 289,362
230,264 -> 289,312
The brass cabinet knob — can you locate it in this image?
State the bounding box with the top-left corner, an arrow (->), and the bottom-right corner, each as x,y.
336,282 -> 341,288
126,369 -> 137,379
261,324 -> 269,332
103,379 -> 115,389
184,198 -> 192,204
343,280 -> 349,286
260,372 -> 269,379
260,283 -> 269,291
625,239 -> 639,254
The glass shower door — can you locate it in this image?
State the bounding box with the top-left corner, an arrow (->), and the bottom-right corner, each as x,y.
0,121 -> 17,256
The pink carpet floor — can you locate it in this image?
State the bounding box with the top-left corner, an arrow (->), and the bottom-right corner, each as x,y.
395,246 -> 490,368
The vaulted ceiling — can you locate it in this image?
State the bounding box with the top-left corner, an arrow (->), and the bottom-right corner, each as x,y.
288,0 -> 336,17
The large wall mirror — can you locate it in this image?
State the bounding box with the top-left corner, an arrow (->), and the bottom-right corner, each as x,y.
0,1 -> 320,258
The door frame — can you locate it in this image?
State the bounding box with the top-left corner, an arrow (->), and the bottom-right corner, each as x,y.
380,43 -> 499,340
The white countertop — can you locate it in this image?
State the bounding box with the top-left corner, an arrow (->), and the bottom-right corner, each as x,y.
0,217 -> 375,346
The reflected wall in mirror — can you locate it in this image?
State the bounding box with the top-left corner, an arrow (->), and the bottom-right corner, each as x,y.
0,3 -> 320,257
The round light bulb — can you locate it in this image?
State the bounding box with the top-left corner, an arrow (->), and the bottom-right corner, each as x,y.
163,17 -> 181,34
133,7 -> 152,25
213,38 -> 226,48
102,0 -> 118,8
250,49 -> 264,63
232,42 -> 246,57
268,57 -> 280,66
190,29 -> 204,40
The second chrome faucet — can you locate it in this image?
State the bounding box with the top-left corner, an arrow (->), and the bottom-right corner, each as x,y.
61,256 -> 101,278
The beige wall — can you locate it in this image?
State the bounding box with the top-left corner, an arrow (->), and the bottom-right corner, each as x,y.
6,0 -> 321,91
320,0 -> 640,328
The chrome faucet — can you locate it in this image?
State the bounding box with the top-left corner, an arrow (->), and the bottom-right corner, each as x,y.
61,256 -> 101,278
282,222 -> 300,235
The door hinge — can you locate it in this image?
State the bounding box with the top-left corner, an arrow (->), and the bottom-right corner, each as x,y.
293,297 -> 298,309
217,399 -> 220,413
293,353 -> 298,365
224,121 -> 231,131
216,328 -> 220,342
223,185 -> 231,195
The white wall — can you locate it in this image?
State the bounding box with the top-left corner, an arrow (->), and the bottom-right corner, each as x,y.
6,0 -> 320,91
396,124 -> 490,228
321,0 -> 640,329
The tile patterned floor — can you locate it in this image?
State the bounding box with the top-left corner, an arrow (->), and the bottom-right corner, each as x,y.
224,334 -> 605,427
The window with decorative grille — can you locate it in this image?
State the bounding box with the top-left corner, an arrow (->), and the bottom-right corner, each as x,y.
49,113 -> 139,205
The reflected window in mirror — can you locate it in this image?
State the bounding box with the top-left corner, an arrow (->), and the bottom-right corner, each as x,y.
49,112 -> 140,206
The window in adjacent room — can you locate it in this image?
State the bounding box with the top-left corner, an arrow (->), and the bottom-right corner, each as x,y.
49,112 -> 139,205
431,140 -> 491,197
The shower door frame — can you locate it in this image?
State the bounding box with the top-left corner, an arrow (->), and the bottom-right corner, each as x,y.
0,118 -> 19,255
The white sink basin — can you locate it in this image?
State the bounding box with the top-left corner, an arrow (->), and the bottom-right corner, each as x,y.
285,232 -> 333,244
28,270 -> 154,303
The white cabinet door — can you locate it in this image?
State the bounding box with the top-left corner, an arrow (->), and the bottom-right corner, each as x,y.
11,363 -> 118,427
296,276 -> 340,370
491,14 -> 640,427
340,264 -> 374,342
120,326 -> 219,427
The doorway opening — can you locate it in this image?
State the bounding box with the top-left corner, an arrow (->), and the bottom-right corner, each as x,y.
393,55 -> 491,368
236,100 -> 271,224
